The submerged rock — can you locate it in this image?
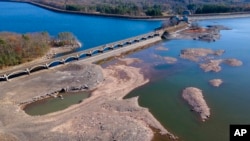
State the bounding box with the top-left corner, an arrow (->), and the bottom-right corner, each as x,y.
163,57 -> 177,64
152,54 -> 177,64
155,46 -> 169,51
209,79 -> 223,87
223,58 -> 243,66
182,87 -> 210,121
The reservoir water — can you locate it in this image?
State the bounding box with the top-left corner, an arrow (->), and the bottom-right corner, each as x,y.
0,2 -> 161,49
1,2 -> 250,141
24,91 -> 89,116
125,18 -> 250,141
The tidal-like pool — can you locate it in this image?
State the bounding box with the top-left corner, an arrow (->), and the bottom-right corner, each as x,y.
24,91 -> 89,116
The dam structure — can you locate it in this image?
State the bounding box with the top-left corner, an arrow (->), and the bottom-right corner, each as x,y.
0,30 -> 165,81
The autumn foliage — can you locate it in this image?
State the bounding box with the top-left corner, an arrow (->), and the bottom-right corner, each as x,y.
0,32 -> 50,69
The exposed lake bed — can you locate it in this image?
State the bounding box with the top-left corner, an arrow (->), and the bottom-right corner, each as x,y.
0,59 -> 176,141
1,1 -> 250,141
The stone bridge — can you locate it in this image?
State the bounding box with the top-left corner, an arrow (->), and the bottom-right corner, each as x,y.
0,30 -> 163,81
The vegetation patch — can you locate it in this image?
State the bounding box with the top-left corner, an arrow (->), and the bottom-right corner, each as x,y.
0,32 -> 79,69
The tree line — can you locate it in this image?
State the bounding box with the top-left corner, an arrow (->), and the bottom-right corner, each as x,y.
189,4 -> 250,14
33,0 -> 250,16
0,32 -> 77,69
66,3 -> 163,16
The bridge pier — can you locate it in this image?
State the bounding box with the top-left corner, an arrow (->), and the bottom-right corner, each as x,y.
26,68 -> 30,75
61,59 -> 65,64
134,38 -> 140,42
117,43 -> 123,47
87,51 -> 92,56
108,45 -> 114,50
76,54 -> 80,60
98,49 -> 104,53
4,74 -> 8,81
45,63 -> 49,69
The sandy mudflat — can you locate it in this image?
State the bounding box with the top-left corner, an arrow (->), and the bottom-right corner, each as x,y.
0,58 -> 176,141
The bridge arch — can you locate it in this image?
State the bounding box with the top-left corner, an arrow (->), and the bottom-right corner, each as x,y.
7,69 -> 29,79
64,56 -> 79,63
47,60 -> 63,67
105,45 -> 114,50
30,64 -> 48,73
79,52 -> 87,58
0,75 -> 5,81
91,49 -> 101,54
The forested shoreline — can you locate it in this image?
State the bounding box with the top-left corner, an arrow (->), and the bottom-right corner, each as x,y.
0,32 -> 78,69
28,0 -> 250,16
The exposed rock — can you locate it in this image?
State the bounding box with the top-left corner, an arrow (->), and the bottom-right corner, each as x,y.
200,59 -> 223,72
209,79 -> 223,87
200,58 -> 242,72
180,48 -> 224,62
182,87 -> 210,121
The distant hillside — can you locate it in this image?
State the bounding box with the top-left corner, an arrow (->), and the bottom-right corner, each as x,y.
30,0 -> 250,16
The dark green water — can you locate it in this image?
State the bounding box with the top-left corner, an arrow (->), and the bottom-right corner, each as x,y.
24,92 -> 89,115
125,18 -> 250,141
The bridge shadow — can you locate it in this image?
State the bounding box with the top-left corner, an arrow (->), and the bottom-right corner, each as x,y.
30,66 -> 48,73
0,78 -> 6,82
8,72 -> 28,80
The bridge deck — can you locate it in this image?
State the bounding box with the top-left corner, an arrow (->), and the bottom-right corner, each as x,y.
0,30 -> 163,80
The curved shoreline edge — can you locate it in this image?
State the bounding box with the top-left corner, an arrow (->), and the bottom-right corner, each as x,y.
2,0 -> 250,20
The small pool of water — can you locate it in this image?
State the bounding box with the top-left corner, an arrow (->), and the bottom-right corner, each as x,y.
23,91 -> 89,116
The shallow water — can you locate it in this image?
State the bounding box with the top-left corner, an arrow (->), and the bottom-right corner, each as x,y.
125,18 -> 250,141
0,1 -> 161,49
24,91 -> 89,116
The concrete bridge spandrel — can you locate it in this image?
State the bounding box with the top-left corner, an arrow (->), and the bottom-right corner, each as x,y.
0,30 -> 164,81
